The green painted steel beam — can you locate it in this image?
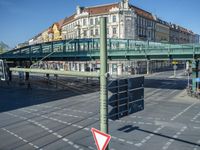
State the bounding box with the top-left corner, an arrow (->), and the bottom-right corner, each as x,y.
192,60 -> 199,92
1,38 -> 200,61
9,68 -> 99,78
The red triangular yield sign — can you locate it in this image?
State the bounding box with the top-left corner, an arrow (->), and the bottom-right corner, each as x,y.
91,128 -> 111,150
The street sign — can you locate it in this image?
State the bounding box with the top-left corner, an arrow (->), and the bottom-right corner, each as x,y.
91,128 -> 111,150
108,76 -> 144,120
0,59 -> 6,81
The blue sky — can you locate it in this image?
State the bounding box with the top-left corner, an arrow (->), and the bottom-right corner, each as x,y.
0,0 -> 199,47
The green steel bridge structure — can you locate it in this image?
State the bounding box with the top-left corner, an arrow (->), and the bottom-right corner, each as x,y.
0,38 -> 200,61
1,18 -> 199,148
0,38 -> 200,92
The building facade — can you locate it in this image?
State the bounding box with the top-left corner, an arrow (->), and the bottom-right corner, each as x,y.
169,24 -> 180,44
194,34 -> 200,43
169,24 -> 195,44
155,18 -> 170,43
27,0 -> 198,46
131,5 -> 156,41
48,20 -> 64,41
61,0 -> 156,41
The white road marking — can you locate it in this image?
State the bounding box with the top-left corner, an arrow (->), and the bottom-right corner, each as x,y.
1,128 -> 42,150
135,126 -> 165,147
171,103 -> 196,121
110,118 -> 153,126
191,112 -> 200,122
25,108 -> 154,127
162,126 -> 187,150
5,112 -> 83,150
193,140 -> 200,150
130,115 -> 165,121
193,126 -> 200,129
135,102 -> 196,147
193,120 -> 200,123
37,105 -> 93,114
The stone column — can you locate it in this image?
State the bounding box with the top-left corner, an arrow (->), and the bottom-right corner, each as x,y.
81,63 -> 85,72
109,63 -> 113,75
117,63 -> 123,76
147,60 -> 150,75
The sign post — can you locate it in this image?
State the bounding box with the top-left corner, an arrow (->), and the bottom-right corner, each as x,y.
99,17 -> 109,150
186,61 -> 190,88
173,64 -> 177,77
0,59 -> 6,81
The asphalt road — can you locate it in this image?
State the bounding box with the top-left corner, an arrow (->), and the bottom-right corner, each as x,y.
0,70 -> 200,150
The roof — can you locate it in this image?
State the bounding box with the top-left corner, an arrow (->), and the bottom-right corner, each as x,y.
62,3 -> 119,26
46,18 -> 65,34
63,14 -> 76,26
48,27 -> 53,34
57,19 -> 65,29
83,3 -> 119,15
129,5 -> 154,20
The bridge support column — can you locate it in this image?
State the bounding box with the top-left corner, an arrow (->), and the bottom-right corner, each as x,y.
8,70 -> 12,82
76,63 -> 80,71
109,63 -> 113,75
146,60 -> 150,75
68,62 -> 72,71
89,62 -> 92,72
117,63 -> 122,76
81,63 -> 85,72
192,60 -> 199,92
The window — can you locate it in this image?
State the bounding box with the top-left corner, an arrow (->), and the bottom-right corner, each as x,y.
90,29 -> 94,36
142,18 -> 144,26
95,29 -> 98,35
107,28 -> 109,34
83,30 -> 87,37
83,19 -> 86,26
148,31 -> 151,38
106,17 -> 109,23
113,27 -> 117,35
113,15 -> 116,22
139,28 -> 142,35
90,18 -> 93,25
95,18 -> 98,25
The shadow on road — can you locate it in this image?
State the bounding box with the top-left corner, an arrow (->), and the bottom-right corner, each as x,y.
144,78 -> 187,90
0,78 -> 99,113
118,125 -> 200,147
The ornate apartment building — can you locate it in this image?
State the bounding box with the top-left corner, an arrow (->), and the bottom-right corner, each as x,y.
169,24 -> 195,44
155,18 -> 170,43
26,0 -> 199,47
195,34 -> 200,43
61,0 -> 156,41
28,20 -> 64,45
